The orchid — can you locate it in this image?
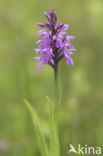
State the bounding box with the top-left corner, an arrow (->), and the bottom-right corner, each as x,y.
24,9 -> 77,156
34,9 -> 76,71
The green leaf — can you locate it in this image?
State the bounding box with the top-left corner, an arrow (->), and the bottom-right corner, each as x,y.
23,98 -> 49,156
46,96 -> 60,156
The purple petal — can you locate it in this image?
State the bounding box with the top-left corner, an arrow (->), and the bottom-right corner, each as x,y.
66,36 -> 76,40
68,42 -> 75,49
37,23 -> 47,28
69,36 -> 76,40
57,24 -> 64,30
68,52 -> 74,56
52,10 -> 57,24
46,37 -> 51,44
42,48 -> 48,52
59,31 -> 67,36
53,35 -> 57,40
36,63 -> 43,70
36,40 -> 42,44
34,57 -> 40,61
45,22 -> 51,29
42,36 -> 51,44
44,11 -> 47,17
44,11 -> 51,21
37,30 -> 47,36
69,48 -> 77,52
64,40 -> 75,49
66,57 -> 74,66
34,49 -> 40,53
63,24 -> 69,30
56,40 -> 64,48
64,49 -> 74,56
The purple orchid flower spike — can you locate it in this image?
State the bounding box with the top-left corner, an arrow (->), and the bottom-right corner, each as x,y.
34,9 -> 76,71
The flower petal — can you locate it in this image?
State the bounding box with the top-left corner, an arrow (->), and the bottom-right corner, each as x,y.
66,57 -> 74,66
63,24 -> 69,30
66,36 -> 76,40
53,35 -> 57,40
56,40 -> 64,48
36,40 -> 42,44
64,49 -> 74,56
34,49 -> 40,53
37,30 -> 47,36
37,23 -> 47,28
57,24 -> 64,30
36,63 -> 43,70
34,57 -> 41,61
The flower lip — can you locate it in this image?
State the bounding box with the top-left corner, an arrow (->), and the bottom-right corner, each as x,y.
62,24 -> 69,30
37,30 -> 48,36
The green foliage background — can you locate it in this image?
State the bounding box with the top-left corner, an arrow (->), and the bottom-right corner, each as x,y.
0,0 -> 103,155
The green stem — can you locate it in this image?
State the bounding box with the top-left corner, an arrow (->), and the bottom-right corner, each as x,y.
54,63 -> 58,113
51,61 -> 61,156
54,62 -> 61,124
54,63 -> 61,156
54,63 -> 62,111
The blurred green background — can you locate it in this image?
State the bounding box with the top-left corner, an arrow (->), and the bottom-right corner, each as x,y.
0,0 -> 103,155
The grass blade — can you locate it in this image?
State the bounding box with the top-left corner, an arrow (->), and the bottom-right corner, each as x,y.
23,98 -> 49,156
